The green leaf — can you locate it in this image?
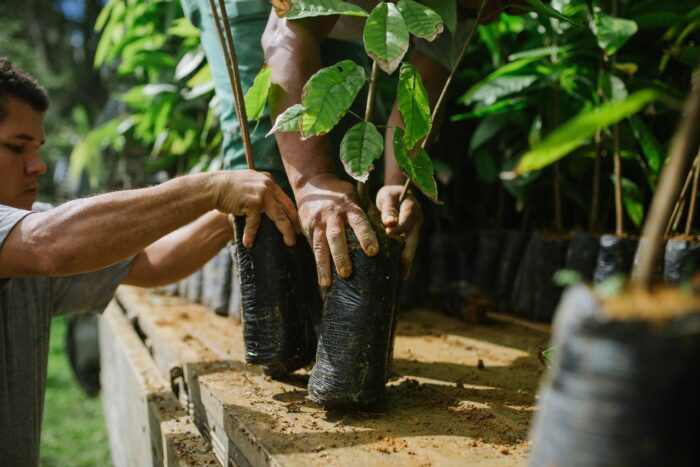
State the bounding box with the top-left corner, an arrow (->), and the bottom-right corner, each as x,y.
513,90 -> 665,175
267,104 -> 303,136
511,0 -> 583,27
393,127 -> 439,202
397,63 -> 432,150
420,0 -> 456,33
615,176 -> 645,227
244,65 -> 272,121
628,116 -> 663,175
283,0 -> 369,19
600,72 -> 628,103
339,122 -> 384,182
592,13 -> 638,55
187,64 -> 213,87
451,97 -> 530,121
461,75 -> 539,105
300,60 -> 366,138
396,0 -> 444,41
69,119 -> 121,189
363,2 -> 410,74
168,17 -> 201,38
470,114 -> 509,152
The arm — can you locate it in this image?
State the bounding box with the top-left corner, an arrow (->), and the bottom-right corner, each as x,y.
123,211 -> 231,287
0,170 -> 298,278
377,50 -> 449,277
263,12 -> 378,287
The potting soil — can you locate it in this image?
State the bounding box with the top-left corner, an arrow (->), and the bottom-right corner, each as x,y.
529,285 -> 700,466
532,237 -> 568,323
202,244 -> 232,316
234,216 -> 317,377
495,231 -> 530,312
307,228 -> 402,410
664,238 -> 700,284
473,231 -> 504,296
592,235 -> 637,284
564,232 -> 599,282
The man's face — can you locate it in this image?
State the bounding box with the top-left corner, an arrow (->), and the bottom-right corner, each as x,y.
0,97 -> 47,210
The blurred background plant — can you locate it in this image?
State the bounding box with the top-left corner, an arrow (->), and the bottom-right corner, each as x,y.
1,0 -> 698,464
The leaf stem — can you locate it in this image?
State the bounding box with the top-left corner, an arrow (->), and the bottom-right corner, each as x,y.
399,0 -> 485,203
208,0 -> 255,170
357,61 -> 380,212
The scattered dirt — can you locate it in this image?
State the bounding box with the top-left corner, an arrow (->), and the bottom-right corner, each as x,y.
128,287 -> 549,466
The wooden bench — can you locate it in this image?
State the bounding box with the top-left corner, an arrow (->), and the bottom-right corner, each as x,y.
100,286 -> 548,466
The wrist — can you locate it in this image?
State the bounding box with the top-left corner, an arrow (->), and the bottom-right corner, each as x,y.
292,170 -> 337,196
197,172 -> 219,212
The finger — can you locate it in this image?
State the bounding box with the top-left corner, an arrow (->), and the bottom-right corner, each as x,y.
242,210 -> 261,249
377,192 -> 399,227
396,196 -> 421,235
326,215 -> 351,278
273,185 -> 302,235
264,198 -> 297,247
347,208 -> 379,257
312,228 -> 332,288
401,224 -> 421,280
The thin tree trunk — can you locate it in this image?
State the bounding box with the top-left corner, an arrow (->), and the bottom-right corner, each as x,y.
685,150 -> 700,236
632,71 -> 700,287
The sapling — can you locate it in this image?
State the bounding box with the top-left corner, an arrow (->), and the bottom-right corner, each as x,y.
245,0 -> 483,408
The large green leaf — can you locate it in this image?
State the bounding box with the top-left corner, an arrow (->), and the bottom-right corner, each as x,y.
300,60 -> 366,138
396,0 -> 443,41
267,104 -> 303,136
363,2 -> 410,74
280,0 -> 368,19
397,63 -> 432,151
420,0 -> 456,33
592,13 -> 638,55
628,116 -> 663,175
339,122 -> 384,182
393,127 -> 438,202
513,90 -> 664,175
244,65 -> 272,121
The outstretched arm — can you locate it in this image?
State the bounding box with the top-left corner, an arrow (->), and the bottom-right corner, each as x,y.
0,170 -> 299,280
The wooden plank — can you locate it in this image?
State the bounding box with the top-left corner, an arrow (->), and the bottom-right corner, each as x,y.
100,301 -> 219,467
117,286 -> 547,466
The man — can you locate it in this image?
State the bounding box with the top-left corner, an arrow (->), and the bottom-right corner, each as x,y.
181,0 -> 520,286
0,57 -> 299,466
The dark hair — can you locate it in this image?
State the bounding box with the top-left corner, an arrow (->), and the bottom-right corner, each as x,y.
0,57 -> 49,121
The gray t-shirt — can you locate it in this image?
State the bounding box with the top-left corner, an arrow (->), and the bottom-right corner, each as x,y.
0,203 -> 134,466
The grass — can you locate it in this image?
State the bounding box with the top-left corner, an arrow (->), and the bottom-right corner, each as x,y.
40,316 -> 112,466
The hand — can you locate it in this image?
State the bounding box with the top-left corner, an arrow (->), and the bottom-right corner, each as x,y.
376,185 -> 423,279
209,170 -> 300,248
296,173 -> 379,287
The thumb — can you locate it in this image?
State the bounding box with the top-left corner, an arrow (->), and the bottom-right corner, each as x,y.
377,192 -> 399,227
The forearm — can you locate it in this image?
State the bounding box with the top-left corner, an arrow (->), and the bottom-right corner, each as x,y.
263,14 -> 337,195
0,174 -> 215,277
123,211 -> 231,287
